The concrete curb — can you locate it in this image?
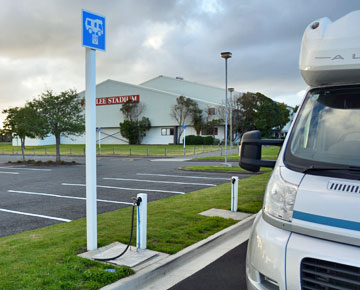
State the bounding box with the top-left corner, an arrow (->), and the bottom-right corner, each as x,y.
102,215 -> 255,290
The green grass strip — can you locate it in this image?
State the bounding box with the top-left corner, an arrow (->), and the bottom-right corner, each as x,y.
191,146 -> 280,161
180,165 -> 272,173
0,172 -> 270,289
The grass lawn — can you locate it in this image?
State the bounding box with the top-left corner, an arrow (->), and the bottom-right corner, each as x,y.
191,146 -> 281,161
0,143 -> 222,157
0,172 -> 270,289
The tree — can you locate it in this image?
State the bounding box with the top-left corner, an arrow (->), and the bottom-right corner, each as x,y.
119,100 -> 151,144
215,96 -> 241,142
120,117 -> 151,144
170,96 -> 200,143
236,92 -> 290,137
120,99 -> 145,122
190,104 -> 203,136
2,105 -> 46,161
201,119 -> 222,138
31,89 -> 85,163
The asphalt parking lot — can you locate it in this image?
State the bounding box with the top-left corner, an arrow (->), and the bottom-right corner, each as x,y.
0,156 -> 252,237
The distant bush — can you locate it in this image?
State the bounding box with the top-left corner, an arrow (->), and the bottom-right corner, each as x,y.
184,135 -> 216,145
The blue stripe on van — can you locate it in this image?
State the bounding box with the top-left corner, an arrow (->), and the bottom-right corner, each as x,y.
293,210 -> 360,231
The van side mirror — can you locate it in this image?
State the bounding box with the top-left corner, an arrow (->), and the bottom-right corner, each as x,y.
239,130 -> 284,172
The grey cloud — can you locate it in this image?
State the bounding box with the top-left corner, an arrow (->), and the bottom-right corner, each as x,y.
0,0 -> 359,125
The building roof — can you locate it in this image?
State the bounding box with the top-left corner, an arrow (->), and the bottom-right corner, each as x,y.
141,75 -> 240,105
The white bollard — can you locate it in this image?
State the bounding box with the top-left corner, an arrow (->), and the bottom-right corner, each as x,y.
137,193 -> 147,250
231,176 -> 239,212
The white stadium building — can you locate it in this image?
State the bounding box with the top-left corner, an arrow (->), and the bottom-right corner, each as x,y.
15,75 -> 241,146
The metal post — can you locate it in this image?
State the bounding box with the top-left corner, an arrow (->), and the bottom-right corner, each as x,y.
45,147 -> 47,155
194,146 -> 196,155
137,193 -> 147,250
113,147 -> 115,155
130,148 -> 132,156
184,148 -> 186,156
147,147 -> 149,157
183,128 -> 186,150
224,58 -> 228,163
165,148 -> 167,157
221,52 -> 232,165
231,176 -> 239,212
229,89 -> 233,155
202,145 -> 204,153
70,147 -> 72,155
98,129 -> 101,155
85,47 -> 97,251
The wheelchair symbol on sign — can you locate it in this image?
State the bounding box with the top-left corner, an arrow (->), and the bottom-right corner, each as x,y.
85,18 -> 104,45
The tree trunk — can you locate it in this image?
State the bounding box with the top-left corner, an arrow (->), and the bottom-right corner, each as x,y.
55,134 -> 61,163
21,138 -> 25,162
178,128 -> 183,144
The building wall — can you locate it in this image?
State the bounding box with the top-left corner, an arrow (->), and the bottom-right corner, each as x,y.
14,77 -> 226,146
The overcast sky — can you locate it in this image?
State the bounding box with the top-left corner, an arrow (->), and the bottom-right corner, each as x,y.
0,0 -> 359,125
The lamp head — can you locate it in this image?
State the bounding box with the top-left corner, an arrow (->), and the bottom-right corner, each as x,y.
221,52 -> 232,59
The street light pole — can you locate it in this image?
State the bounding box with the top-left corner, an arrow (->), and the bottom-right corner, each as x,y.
228,88 -> 234,155
221,52 -> 232,165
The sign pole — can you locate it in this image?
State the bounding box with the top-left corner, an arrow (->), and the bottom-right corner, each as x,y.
85,47 -> 97,251
98,128 -> 101,154
184,128 -> 186,149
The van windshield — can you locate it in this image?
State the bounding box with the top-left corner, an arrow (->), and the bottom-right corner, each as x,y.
284,85 -> 360,172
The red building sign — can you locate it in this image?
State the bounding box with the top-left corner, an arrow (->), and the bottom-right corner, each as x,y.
96,95 -> 140,106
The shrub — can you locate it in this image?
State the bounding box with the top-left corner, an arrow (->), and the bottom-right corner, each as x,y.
184,135 -> 216,145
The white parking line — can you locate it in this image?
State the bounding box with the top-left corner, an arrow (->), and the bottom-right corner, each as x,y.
150,159 -> 189,162
103,177 -> 216,187
0,166 -> 51,172
136,173 -> 230,181
7,190 -> 133,205
61,183 -> 185,194
0,171 -> 19,175
0,208 -> 71,222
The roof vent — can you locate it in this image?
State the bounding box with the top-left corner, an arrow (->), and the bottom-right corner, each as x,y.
176,77 -> 184,80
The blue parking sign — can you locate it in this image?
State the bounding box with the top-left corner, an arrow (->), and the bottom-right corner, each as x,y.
82,10 -> 106,51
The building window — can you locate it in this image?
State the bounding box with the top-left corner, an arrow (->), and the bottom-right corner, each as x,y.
208,108 -> 216,115
202,127 -> 218,136
161,128 -> 174,136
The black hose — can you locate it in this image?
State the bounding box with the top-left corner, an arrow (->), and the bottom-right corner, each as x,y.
94,202 -> 136,262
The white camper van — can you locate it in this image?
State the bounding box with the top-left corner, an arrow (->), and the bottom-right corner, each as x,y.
240,11 -> 360,290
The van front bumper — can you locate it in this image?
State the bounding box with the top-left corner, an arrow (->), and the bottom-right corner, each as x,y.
246,212 -> 290,290
246,211 -> 360,290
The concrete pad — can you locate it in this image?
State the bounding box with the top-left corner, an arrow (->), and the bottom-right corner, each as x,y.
78,242 -> 168,269
220,162 -> 232,167
199,208 -> 250,220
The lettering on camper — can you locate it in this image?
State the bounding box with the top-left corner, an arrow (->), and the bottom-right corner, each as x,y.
96,95 -> 140,106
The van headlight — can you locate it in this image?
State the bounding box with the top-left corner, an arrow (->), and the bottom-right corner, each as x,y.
263,167 -> 298,222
